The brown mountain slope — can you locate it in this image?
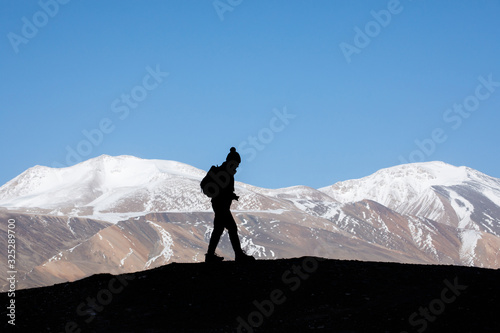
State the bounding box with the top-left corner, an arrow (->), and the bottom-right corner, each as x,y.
0,210 -> 110,291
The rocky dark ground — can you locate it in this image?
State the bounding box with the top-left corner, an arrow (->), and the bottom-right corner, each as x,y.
2,257 -> 500,332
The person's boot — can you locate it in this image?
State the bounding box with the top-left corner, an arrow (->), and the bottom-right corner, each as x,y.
235,251 -> 256,262
205,252 -> 224,263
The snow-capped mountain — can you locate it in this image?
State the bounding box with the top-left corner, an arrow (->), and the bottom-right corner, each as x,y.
0,155 -> 211,221
0,155 -> 299,222
320,161 -> 500,237
1,155 -> 500,291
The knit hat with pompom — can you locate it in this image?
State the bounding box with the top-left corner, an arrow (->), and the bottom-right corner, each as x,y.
225,147 -> 241,163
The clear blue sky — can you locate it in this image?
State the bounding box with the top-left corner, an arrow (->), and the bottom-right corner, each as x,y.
1,0 -> 500,189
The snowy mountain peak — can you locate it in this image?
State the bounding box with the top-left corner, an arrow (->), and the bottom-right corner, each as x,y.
373,161 -> 470,185
320,161 -> 474,203
0,155 -> 207,213
78,154 -> 206,180
320,161 -> 500,235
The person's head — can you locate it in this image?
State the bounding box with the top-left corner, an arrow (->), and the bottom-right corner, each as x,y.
225,147 -> 241,173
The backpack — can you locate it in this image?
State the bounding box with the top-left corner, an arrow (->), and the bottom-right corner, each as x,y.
200,165 -> 221,198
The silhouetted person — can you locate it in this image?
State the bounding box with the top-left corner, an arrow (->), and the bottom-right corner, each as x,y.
205,147 -> 255,263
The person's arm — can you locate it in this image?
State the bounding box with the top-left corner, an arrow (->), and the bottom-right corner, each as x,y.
230,176 -> 239,201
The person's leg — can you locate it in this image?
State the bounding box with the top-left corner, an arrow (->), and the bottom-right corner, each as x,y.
226,215 -> 243,255
207,226 -> 224,254
225,212 -> 255,261
207,203 -> 225,255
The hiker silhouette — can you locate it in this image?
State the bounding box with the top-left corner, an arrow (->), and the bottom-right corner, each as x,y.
205,147 -> 256,263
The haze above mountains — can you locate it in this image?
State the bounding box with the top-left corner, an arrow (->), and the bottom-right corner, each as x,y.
1,155 -> 499,291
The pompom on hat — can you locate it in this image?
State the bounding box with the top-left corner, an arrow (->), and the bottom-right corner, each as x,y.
226,147 -> 241,163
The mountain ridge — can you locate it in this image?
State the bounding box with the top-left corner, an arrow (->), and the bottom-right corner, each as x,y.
1,155 -> 500,292
2,257 -> 499,332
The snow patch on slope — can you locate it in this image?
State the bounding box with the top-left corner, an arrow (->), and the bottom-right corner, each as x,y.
459,229 -> 482,266
240,237 -> 270,258
145,220 -> 174,268
120,248 -> 134,267
447,190 -> 474,229
407,217 -> 438,257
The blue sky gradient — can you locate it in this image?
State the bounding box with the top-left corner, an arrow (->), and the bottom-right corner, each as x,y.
1,0 -> 499,189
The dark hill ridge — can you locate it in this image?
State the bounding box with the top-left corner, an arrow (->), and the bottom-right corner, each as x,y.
2,257 -> 499,332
